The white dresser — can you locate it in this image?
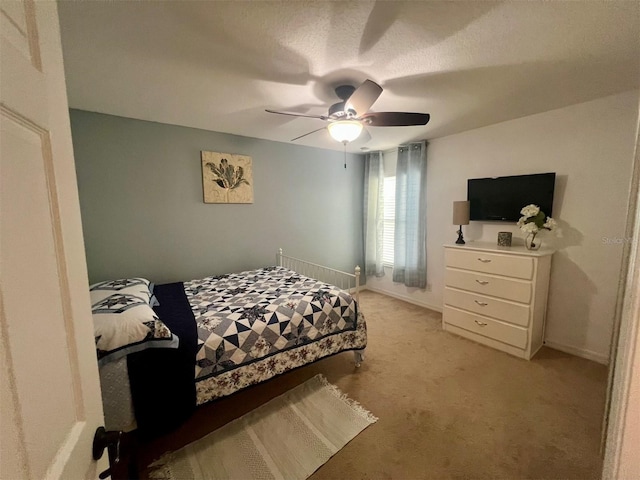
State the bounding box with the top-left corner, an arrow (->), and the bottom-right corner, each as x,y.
443,242 -> 553,360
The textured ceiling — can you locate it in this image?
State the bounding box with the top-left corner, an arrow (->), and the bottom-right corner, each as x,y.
58,1 -> 640,153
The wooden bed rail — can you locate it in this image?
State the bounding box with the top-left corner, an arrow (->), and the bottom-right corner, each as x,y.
277,248 -> 361,304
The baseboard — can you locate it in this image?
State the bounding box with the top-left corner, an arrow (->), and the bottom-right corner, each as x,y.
361,286 -> 609,364
361,285 -> 443,313
543,340 -> 609,365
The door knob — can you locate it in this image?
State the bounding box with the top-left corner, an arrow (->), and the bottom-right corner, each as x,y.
93,426 -> 122,479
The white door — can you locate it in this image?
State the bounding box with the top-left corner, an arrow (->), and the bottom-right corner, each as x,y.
0,1 -> 106,479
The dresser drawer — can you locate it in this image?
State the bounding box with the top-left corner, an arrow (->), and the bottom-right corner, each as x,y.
444,306 -> 528,349
444,287 -> 530,327
445,249 -> 534,280
445,268 -> 532,304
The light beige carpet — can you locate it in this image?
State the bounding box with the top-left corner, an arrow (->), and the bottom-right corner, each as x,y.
148,374 -> 377,480
140,290 -> 607,480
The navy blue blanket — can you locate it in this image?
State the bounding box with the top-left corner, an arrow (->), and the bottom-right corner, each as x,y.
127,282 -> 198,437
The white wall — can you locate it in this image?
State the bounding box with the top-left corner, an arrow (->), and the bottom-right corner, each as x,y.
367,90 -> 639,364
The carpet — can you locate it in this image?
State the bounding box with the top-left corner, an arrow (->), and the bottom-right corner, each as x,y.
148,374 -> 378,480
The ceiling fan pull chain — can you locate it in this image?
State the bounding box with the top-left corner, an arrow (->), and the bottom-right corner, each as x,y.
343,141 -> 347,169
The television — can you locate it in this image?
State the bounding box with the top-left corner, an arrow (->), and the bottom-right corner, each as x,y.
467,173 -> 556,222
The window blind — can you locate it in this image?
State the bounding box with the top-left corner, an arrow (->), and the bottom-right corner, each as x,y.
383,176 -> 396,265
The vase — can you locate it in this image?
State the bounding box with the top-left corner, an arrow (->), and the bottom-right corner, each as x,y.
525,233 -> 542,251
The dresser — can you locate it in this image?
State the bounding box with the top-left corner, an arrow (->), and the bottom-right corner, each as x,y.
443,242 -> 553,360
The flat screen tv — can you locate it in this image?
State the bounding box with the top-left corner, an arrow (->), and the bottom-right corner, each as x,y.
467,173 -> 556,222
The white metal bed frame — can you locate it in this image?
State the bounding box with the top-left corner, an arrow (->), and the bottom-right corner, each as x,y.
277,248 -> 361,304
277,248 -> 364,366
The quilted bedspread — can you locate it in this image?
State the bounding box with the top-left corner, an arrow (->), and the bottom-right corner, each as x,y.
183,266 -> 367,405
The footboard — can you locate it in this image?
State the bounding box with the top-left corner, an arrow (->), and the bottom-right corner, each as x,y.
277,248 -> 360,304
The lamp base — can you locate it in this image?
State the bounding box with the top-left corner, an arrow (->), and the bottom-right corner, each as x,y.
455,227 -> 465,245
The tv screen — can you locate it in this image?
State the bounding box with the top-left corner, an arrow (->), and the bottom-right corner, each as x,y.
467,173 -> 556,222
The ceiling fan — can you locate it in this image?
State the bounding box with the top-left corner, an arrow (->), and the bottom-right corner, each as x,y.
265,79 -> 430,144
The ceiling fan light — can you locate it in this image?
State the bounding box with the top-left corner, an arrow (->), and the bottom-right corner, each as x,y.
328,120 -> 363,143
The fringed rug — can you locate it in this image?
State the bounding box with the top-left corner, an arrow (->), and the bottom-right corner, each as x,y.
149,375 -> 377,480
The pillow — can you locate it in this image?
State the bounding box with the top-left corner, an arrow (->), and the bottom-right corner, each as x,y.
90,278 -> 177,366
90,278 -> 152,304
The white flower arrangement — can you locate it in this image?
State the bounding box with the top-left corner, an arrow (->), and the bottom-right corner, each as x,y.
518,204 -> 556,250
518,204 -> 557,234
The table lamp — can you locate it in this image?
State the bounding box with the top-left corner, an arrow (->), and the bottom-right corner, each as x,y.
453,201 -> 470,244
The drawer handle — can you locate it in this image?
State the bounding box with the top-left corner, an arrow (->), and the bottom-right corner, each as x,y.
474,320 -> 488,326
474,300 -> 488,306
477,258 -> 492,263
475,279 -> 489,285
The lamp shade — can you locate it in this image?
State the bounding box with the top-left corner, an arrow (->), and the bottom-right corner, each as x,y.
453,201 -> 470,225
327,120 -> 363,143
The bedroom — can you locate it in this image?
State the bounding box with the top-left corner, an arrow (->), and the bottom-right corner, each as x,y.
1,1 -> 639,479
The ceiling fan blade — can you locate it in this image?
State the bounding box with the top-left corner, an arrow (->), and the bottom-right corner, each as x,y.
291,126 -> 327,142
265,109 -> 328,120
344,79 -> 383,116
359,112 -> 430,127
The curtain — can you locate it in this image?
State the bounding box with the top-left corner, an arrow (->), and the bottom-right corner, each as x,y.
393,141 -> 427,288
363,151 -> 385,277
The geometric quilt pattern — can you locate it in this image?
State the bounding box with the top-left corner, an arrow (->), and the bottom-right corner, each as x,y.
183,266 -> 358,381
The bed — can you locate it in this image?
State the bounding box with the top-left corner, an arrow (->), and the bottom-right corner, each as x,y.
95,250 -> 367,435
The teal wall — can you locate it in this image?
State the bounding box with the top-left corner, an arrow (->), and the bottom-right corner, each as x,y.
70,110 -> 364,284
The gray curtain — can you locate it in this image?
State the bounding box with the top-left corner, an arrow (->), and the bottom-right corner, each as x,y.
363,151 -> 385,277
393,141 -> 427,288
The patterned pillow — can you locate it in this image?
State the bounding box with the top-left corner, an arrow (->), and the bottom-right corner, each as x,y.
90,278 -> 152,303
90,278 -> 178,366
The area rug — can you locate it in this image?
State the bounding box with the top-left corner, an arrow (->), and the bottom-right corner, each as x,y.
148,375 -> 378,480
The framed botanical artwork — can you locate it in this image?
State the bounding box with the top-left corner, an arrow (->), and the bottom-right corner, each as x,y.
201,151 -> 254,204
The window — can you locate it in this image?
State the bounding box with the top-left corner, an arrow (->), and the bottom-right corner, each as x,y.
383,176 -> 395,265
